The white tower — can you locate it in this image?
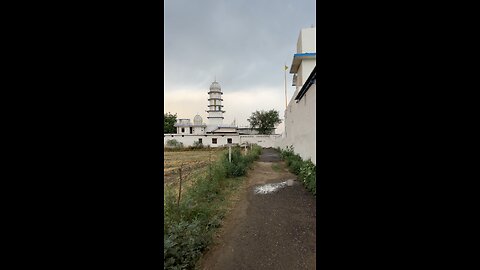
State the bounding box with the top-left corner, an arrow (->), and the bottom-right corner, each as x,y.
206,80 -> 225,127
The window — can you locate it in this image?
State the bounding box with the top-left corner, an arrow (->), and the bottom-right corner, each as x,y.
190,127 -> 193,134
227,138 -> 232,144
212,138 -> 217,144
181,128 -> 185,133
198,138 -> 202,144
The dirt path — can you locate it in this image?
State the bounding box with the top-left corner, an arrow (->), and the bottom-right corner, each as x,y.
198,148 -> 316,270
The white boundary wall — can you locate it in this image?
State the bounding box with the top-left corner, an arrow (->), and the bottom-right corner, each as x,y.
164,134 -> 239,147
164,134 -> 281,148
275,84 -> 316,164
239,135 -> 281,148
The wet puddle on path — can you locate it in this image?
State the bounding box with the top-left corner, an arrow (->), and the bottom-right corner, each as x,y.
253,180 -> 295,194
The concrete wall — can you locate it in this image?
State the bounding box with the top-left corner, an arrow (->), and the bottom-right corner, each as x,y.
164,134 -> 282,148
297,27 -> 316,54
164,134 -> 240,147
176,126 -> 206,135
276,84 -> 316,164
239,135 -> 282,148
299,59 -> 316,88
193,126 -> 205,135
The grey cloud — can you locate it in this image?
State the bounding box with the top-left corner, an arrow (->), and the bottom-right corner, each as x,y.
164,0 -> 316,92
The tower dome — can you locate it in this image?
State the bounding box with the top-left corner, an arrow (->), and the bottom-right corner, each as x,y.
193,114 -> 203,125
209,81 -> 221,91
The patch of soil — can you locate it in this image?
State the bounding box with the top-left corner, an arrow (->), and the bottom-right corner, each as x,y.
198,149 -> 316,270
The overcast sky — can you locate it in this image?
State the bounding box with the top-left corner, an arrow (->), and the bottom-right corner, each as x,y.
164,0 -> 316,133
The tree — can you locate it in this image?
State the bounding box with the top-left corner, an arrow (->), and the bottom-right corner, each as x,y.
164,112 -> 177,134
247,109 -> 282,135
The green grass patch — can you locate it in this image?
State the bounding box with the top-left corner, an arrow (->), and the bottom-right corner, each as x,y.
164,145 -> 262,270
271,163 -> 281,172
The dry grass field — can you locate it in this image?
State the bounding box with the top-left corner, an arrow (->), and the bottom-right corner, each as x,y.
164,148 -> 224,187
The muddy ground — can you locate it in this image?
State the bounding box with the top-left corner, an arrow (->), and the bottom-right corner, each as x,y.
198,148 -> 316,270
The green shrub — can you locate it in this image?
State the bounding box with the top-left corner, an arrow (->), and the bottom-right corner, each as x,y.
280,145 -> 295,159
192,140 -> 204,149
279,146 -> 316,196
285,153 -> 303,175
226,159 -> 247,177
220,145 -> 261,177
166,139 -> 184,149
299,159 -> 316,195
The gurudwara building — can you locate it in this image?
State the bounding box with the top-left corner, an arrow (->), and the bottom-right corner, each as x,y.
165,26 -> 316,160
164,80 -> 280,147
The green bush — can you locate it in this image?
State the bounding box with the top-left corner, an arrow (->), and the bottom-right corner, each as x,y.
279,146 -> 316,196
286,154 -> 303,175
221,145 -> 261,177
166,139 -> 184,149
192,140 -> 204,149
299,159 -> 316,195
280,145 -> 295,159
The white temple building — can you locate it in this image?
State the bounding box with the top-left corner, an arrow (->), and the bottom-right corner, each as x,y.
165,80 -> 281,147
173,80 -> 238,136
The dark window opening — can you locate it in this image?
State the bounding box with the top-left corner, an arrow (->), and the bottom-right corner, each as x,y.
182,135 -> 184,137
181,128 -> 185,133
227,138 -> 232,144
212,138 -> 217,144
198,138 -> 202,144
190,127 -> 193,134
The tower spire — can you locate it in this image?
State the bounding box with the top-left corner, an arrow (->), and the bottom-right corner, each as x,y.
207,80 -> 224,127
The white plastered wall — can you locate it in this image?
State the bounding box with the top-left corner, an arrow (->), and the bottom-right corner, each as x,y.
239,135 -> 282,148
164,134 -> 281,148
276,84 -> 316,164
298,27 -> 316,53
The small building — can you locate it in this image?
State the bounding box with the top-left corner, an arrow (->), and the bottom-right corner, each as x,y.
174,116 -> 207,135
